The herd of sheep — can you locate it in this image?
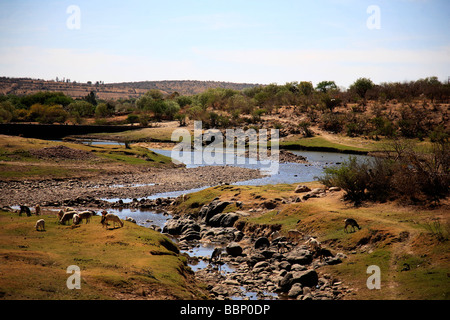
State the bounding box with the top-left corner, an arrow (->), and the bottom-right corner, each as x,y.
17,204 -> 124,231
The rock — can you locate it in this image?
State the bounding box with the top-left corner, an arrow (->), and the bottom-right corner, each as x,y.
278,261 -> 291,271
226,242 -> 243,257
278,272 -> 293,292
286,249 -> 313,265
200,200 -> 231,224
211,285 -> 228,297
291,269 -> 318,288
180,229 -> 201,241
262,200 -> 277,209
126,217 -> 136,223
294,185 -> 311,193
329,187 -> 341,192
253,261 -> 270,269
208,212 -> 239,227
288,283 -> 303,298
325,257 -> 342,265
254,237 -> 270,250
310,188 -> 325,194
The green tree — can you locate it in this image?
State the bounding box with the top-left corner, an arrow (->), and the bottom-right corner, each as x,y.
316,81 -> 337,93
350,78 -> 374,99
84,91 -> 97,106
298,81 -> 314,96
127,114 -> 139,125
66,101 -> 95,117
95,103 -> 113,118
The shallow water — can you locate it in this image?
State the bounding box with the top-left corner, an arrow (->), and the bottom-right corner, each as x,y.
100,148 -> 369,300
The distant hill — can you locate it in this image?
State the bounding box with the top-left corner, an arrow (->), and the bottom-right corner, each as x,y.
0,77 -> 261,100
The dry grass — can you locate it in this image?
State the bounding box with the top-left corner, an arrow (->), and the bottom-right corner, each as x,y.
0,211 -> 208,300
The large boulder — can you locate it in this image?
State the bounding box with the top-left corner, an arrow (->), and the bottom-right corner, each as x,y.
278,269 -> 318,292
294,185 -> 311,193
199,200 -> 231,224
207,212 -> 239,227
291,269 -> 318,288
163,218 -> 200,236
226,242 -> 243,257
285,249 -> 313,265
254,237 -> 270,250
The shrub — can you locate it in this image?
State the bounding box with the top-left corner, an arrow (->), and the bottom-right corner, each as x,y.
319,156 -> 371,203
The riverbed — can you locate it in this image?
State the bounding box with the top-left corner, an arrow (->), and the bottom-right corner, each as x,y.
103,147 -> 368,300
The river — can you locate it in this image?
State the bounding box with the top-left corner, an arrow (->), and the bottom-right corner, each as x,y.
103,147 -> 369,300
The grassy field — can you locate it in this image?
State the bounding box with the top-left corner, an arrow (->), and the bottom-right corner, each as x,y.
0,134 -> 175,180
174,183 -> 450,300
0,211 -> 208,300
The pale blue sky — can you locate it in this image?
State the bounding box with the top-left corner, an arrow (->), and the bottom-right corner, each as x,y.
0,0 -> 449,87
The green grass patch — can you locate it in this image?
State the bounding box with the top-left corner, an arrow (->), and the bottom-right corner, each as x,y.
0,211 -> 207,300
280,136 -> 371,153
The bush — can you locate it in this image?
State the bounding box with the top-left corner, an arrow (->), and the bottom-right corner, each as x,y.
319,140 -> 450,204
319,157 -> 371,203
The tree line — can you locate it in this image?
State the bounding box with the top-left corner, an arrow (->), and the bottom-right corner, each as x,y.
1,77 -> 449,138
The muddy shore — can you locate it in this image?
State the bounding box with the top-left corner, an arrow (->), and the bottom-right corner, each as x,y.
0,165 -> 263,206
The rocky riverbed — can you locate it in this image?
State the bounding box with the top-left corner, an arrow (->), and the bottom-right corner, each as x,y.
0,165 -> 263,206
163,198 -> 350,300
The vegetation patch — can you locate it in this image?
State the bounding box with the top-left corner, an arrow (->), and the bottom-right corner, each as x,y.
0,211 -> 208,300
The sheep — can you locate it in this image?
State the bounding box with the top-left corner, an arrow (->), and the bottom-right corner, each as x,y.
306,237 -> 321,251
65,207 -> 75,212
35,204 -> 41,216
101,210 -> 108,217
77,211 -> 92,224
101,213 -> 123,229
59,211 -> 78,225
287,229 -> 302,242
73,214 -> 81,225
209,248 -> 223,271
35,219 -> 45,231
19,205 -> 31,217
344,218 -> 361,233
57,209 -> 64,220
277,241 -> 289,253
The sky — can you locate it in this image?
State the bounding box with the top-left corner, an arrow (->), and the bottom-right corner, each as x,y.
0,0 -> 449,88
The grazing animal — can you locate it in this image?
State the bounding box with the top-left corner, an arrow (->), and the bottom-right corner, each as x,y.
209,248 -> 223,271
73,214 -> 81,225
59,211 -> 77,225
101,210 -> 108,217
35,204 -> 41,215
19,205 -> 31,217
344,218 -> 361,233
277,241 -> 289,253
314,247 -> 334,261
287,229 -> 302,242
65,207 -> 75,212
78,211 -> 92,224
57,209 -> 64,220
35,219 -> 45,231
101,213 -> 123,229
306,237 -> 321,251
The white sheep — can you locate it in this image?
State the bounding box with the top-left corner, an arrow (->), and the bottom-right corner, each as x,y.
35,219 -> 45,231
306,237 -> 321,251
59,211 -> 78,225
73,214 -> 81,225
